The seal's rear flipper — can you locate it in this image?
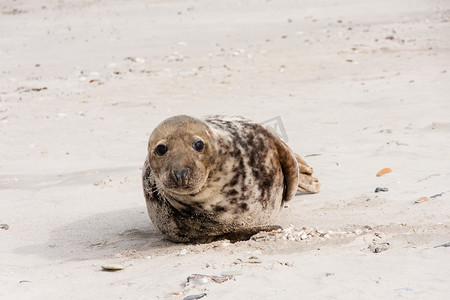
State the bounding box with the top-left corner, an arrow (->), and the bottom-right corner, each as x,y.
294,153 -> 321,193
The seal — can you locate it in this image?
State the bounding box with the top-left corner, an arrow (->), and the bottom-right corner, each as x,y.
142,115 -> 320,243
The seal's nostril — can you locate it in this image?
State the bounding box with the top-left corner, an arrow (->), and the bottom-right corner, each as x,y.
181,169 -> 188,185
173,169 -> 188,186
173,170 -> 181,183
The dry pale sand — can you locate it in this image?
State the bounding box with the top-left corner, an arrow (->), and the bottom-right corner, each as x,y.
1,0 -> 449,299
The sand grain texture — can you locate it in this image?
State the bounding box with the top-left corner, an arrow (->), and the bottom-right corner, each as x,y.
1,0 -> 449,299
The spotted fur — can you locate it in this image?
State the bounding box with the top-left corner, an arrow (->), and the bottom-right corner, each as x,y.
142,115 -> 320,243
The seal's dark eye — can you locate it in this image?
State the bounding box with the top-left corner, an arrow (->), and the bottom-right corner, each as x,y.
193,140 -> 205,152
155,144 -> 168,156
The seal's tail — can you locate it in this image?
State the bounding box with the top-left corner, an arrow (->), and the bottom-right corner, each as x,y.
294,153 -> 321,193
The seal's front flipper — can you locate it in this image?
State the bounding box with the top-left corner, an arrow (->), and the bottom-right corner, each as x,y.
216,225 -> 283,242
293,153 -> 320,193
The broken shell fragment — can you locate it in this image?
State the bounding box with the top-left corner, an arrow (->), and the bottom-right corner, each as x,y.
369,242 -> 390,253
186,274 -> 234,286
415,197 -> 428,204
376,168 -> 392,177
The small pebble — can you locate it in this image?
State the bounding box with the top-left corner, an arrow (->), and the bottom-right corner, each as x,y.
19,280 -> 32,284
247,256 -> 262,263
375,187 -> 389,193
430,192 -> 444,198
101,264 -> 124,271
434,242 -> 450,248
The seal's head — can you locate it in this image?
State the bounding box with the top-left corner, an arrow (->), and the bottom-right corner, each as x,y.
147,115 -> 216,196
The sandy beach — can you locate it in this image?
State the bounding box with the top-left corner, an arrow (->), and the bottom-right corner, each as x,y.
1,0 -> 449,298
